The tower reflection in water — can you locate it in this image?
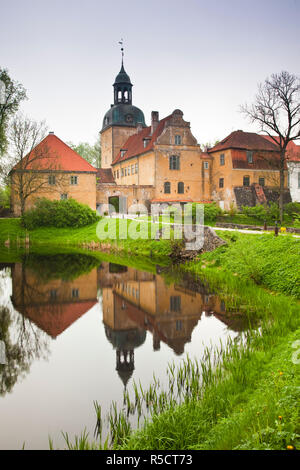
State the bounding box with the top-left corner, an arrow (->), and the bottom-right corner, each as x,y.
8,255 -> 247,388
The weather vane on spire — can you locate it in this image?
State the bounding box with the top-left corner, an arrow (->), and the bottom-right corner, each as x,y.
118,38 -> 124,65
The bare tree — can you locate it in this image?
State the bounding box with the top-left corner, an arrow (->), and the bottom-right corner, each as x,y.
241,71 -> 300,222
8,115 -> 67,216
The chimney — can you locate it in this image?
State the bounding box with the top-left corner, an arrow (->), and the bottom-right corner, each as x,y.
49,131 -> 54,135
151,111 -> 159,135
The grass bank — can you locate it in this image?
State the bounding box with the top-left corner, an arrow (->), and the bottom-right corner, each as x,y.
112,239 -> 300,450
58,232 -> 300,451
0,217 -> 173,262
1,218 -> 299,450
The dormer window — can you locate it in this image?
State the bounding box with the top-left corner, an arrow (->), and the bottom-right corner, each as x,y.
120,149 -> 126,158
143,138 -> 150,148
247,151 -> 253,163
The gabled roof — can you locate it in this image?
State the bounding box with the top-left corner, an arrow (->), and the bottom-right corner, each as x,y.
97,168 -> 115,183
15,300 -> 98,338
112,115 -> 172,165
12,133 -> 98,173
208,130 -> 280,153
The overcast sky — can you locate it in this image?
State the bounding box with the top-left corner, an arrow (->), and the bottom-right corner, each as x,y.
1,0 -> 299,147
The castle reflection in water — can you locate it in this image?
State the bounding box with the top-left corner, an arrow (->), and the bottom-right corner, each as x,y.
9,259 -> 246,386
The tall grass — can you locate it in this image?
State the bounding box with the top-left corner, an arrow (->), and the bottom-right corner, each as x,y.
58,264 -> 300,450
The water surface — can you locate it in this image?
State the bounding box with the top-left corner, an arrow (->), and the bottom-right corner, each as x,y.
0,252 -> 246,449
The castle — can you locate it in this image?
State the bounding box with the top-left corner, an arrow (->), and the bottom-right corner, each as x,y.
10,59 -> 299,217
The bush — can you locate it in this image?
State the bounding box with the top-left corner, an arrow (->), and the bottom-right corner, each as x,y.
0,186 -> 10,209
22,198 -> 100,229
283,202 -> 300,217
241,205 -> 268,221
184,202 -> 222,223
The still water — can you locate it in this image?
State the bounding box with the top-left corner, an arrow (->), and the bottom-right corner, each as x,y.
0,252 -> 245,449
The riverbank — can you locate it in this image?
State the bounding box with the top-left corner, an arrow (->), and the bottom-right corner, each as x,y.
1,218 -> 299,450
115,242 -> 300,451
0,217 -> 172,261
56,232 -> 299,451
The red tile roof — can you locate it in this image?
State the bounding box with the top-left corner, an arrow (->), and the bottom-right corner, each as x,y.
262,135 -> 300,162
97,168 -> 115,183
19,300 -> 97,338
112,115 -> 172,165
12,133 -> 98,173
208,130 -> 280,153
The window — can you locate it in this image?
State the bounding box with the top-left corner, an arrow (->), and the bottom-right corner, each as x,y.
121,150 -> 126,158
164,181 -> 171,194
220,153 -> 225,165
60,193 -> 68,200
170,296 -> 181,312
243,176 -> 250,187
128,166 -> 130,176
70,175 -> 78,185
259,177 -> 265,187
135,163 -> 138,174
219,178 -> 224,188
298,172 -> 300,189
49,289 -> 57,300
72,288 -> 79,298
125,168 -> 127,176
176,320 -> 182,331
117,170 -> 119,179
48,175 -> 56,185
143,139 -> 149,148
175,135 -> 181,145
178,182 -> 184,194
169,155 -> 180,170
204,162 -> 209,169
131,164 -> 134,174
121,168 -> 124,177
247,150 -> 253,164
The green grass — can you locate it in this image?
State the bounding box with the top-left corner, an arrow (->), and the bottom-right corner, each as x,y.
0,217 -> 173,262
119,329 -> 300,450
200,231 -> 300,298
1,219 -> 300,451
54,241 -> 300,450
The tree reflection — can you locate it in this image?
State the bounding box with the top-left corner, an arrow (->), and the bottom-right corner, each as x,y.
0,303 -> 49,396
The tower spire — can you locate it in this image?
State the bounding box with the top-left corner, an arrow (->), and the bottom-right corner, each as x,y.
118,38 -> 124,68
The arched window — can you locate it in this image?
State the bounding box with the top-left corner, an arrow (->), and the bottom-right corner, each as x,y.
164,182 -> 171,194
178,182 -> 184,194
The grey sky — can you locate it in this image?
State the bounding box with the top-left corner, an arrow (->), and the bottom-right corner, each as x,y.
1,0 -> 299,146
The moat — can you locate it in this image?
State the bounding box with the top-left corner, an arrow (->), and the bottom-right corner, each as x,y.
0,251 -> 246,449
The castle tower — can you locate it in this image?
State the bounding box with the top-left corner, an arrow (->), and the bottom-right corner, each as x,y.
100,59 -> 146,168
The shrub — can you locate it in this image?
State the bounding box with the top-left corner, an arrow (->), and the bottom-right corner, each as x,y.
0,186 -> 10,209
184,202 -> 222,223
241,205 -> 268,221
283,202 -> 300,217
22,198 -> 100,229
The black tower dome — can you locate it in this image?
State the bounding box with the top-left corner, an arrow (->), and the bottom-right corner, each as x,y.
102,60 -> 146,131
